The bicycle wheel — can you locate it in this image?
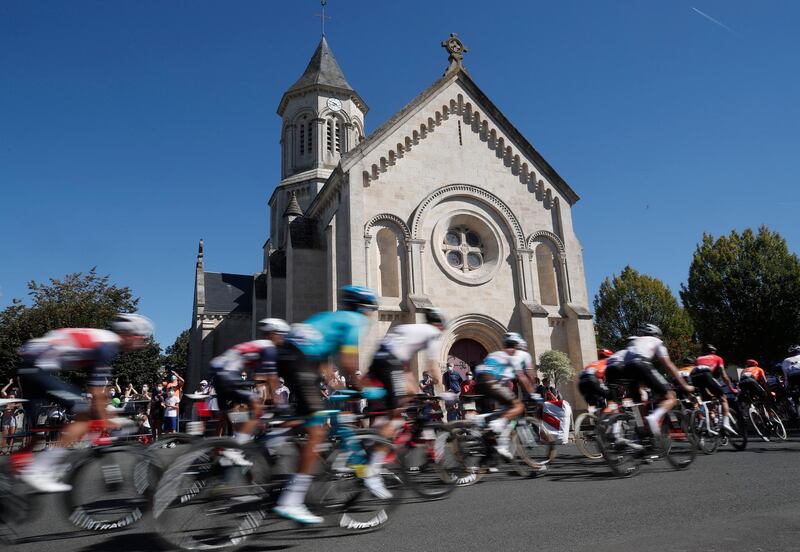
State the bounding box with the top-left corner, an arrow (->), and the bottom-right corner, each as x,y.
748,406 -> 769,442
397,425 -> 459,499
574,412 -> 602,460
726,410 -> 748,451
152,440 -> 271,551
663,409 -> 695,470
63,444 -> 153,532
767,409 -> 788,441
508,424 -> 550,478
689,409 -> 719,454
445,424 -> 485,487
310,431 -> 402,533
597,413 -> 642,478
0,460 -> 33,544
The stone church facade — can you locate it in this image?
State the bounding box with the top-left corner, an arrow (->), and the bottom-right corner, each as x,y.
189,34 -> 597,404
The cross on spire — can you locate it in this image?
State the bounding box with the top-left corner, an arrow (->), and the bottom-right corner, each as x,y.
314,0 -> 331,36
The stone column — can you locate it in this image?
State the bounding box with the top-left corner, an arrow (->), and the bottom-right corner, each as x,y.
515,248 -> 533,300
407,239 -> 427,294
312,118 -> 326,168
363,235 -> 372,288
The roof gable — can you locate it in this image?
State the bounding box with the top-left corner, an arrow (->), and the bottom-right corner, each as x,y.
341,67 -> 579,205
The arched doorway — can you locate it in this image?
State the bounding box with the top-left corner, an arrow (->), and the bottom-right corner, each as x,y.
447,339 -> 488,379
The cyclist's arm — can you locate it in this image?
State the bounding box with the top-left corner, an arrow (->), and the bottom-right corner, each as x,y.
719,363 -> 736,391
517,370 -> 534,394
782,361 -> 791,388
663,356 -> 693,393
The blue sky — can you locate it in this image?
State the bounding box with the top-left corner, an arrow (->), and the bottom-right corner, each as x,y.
1,1 -> 798,348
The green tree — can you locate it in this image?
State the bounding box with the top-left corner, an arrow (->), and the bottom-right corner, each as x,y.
680,226 -> 800,363
594,266 -> 693,357
538,350 -> 574,389
0,268 -> 161,384
162,329 -> 190,376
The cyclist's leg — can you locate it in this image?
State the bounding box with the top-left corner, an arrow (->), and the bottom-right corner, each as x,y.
475,375 -> 520,459
635,360 -> 674,435
274,344 -> 325,523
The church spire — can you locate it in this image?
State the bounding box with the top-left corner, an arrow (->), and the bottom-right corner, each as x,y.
277,36 -> 368,115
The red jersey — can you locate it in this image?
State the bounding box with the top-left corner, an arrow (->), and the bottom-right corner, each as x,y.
696,354 -> 725,378
582,359 -> 608,382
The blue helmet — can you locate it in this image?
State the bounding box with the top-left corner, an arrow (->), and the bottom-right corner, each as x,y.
339,285 -> 379,314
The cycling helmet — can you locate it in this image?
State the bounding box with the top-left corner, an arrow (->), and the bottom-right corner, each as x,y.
517,340 -> 529,352
503,332 -> 523,349
745,359 -> 759,367
703,343 -> 717,354
637,324 -> 663,339
598,348 -> 613,359
111,313 -> 154,337
339,285 -> 379,314
258,318 -> 290,335
682,356 -> 697,366
789,344 -> 800,355
423,308 -> 448,328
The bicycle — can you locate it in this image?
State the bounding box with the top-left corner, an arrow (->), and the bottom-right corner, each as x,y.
573,406 -> 602,460
738,387 -> 787,442
152,402 -> 404,550
0,407 -> 155,543
595,382 -> 696,477
688,395 -> 747,454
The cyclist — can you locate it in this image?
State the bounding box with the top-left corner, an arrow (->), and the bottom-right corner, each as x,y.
516,340 -> 534,381
361,307 -> 447,498
739,359 -> 770,405
605,325 -> 694,437
691,344 -> 737,433
578,348 -> 614,408
781,345 -> 800,405
474,332 -> 535,460
209,318 -> 290,448
273,285 -> 377,525
16,313 -> 154,492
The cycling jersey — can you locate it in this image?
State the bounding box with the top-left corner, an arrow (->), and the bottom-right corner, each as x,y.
517,350 -> 534,376
696,354 -> 725,378
286,311 -> 367,360
741,366 -> 767,387
18,328 -> 121,388
582,358 -> 608,382
624,336 -> 669,362
211,340 -> 278,377
483,350 -> 525,381
378,324 -> 441,363
782,354 -> 800,385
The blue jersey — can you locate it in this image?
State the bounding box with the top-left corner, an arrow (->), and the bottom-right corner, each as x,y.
474,356 -> 509,380
286,310 -> 368,360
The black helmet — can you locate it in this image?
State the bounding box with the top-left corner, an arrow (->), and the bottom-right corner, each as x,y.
339,285 -> 379,314
503,332 -> 523,348
637,324 -> 663,339
423,308 -> 448,328
682,356 -> 697,366
703,343 -> 717,354
789,344 -> 800,355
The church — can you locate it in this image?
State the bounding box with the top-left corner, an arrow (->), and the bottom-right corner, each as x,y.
188,33 -> 597,404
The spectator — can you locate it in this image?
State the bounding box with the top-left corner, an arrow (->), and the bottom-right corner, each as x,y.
419,371 -> 435,396
442,364 -> 463,421
460,372 -> 476,395
163,386 -> 180,434
541,377 -> 561,401
150,382 -> 166,440
1,378 -> 21,454
274,377 -> 290,410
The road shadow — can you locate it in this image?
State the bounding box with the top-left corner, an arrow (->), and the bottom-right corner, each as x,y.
77,531 -> 295,552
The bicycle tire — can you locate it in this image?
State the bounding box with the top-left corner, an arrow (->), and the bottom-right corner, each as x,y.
311,431 -> 402,533
396,425 -> 459,499
726,410 -> 748,451
663,409 -> 695,470
63,444 -> 153,533
152,439 -> 272,551
597,412 -> 641,478
748,407 -> 769,442
767,409 -> 788,441
445,424 -> 485,487
574,412 -> 602,460
689,409 -> 719,454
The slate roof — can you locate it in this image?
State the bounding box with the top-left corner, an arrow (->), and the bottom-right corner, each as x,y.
203,272 -> 253,314
278,36 -> 368,115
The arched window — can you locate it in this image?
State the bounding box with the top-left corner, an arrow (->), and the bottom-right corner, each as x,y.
376,228 -> 400,298
536,243 -> 559,306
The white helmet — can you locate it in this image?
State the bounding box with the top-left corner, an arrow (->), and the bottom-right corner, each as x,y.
111,313 -> 154,337
258,318 -> 290,335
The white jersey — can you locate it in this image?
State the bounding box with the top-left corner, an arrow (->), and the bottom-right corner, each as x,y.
486,350 -> 526,381
380,324 -> 442,364
517,350 -> 534,374
782,354 -> 800,385
623,336 -> 670,363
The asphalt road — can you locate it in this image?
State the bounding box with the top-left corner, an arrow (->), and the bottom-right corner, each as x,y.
6,436 -> 800,552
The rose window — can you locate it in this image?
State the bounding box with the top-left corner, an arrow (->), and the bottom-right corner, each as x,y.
442,227 -> 484,272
